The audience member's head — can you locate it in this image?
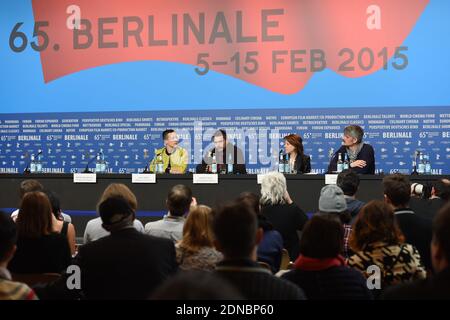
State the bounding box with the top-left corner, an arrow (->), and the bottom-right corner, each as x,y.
45,190 -> 63,220
98,196 -> 135,232
213,201 -> 261,260
0,212 -> 17,266
98,183 -> 138,212
432,179 -> 450,201
18,179 -> 43,199
237,192 -> 261,215
318,185 -> 351,224
16,191 -> 53,239
337,169 -> 360,197
299,215 -> 344,259
383,174 -> 411,208
179,205 -> 215,252
431,203 -> 450,273
150,271 -> 243,300
167,184 -> 193,217
349,200 -> 405,252
260,172 -> 287,206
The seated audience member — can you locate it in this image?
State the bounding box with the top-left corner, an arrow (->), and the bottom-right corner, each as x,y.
327,125 -> 375,174
11,180 -> 72,223
83,183 -> 144,243
176,205 -> 223,271
317,185 -> 353,259
237,192 -> 284,273
151,271 -> 243,300
9,192 -> 71,274
282,215 -> 372,300
51,196 -> 178,300
337,169 -> 365,219
213,201 -> 306,300
348,201 -> 426,293
0,212 -> 38,300
383,203 -> 450,299
260,172 -> 308,260
383,174 -> 433,271
410,179 -> 450,221
45,190 -> 76,255
145,184 -> 194,242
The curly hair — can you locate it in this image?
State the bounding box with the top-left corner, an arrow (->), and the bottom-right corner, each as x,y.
260,172 -> 287,206
349,200 -> 405,252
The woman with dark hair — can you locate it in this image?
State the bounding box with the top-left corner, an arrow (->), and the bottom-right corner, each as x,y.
237,192 -> 283,273
45,190 -> 76,255
283,134 -> 311,174
282,214 -> 372,300
9,192 -> 71,274
348,200 -> 426,291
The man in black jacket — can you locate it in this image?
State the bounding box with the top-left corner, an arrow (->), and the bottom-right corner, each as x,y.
383,174 -> 433,271
197,129 -> 246,174
328,125 -> 375,174
37,196 -> 178,300
383,203 -> 450,299
213,201 -> 306,300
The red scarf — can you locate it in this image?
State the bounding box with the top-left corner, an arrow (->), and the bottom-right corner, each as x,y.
293,255 -> 346,271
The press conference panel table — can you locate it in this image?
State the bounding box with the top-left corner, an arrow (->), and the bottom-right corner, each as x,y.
0,173 -> 447,237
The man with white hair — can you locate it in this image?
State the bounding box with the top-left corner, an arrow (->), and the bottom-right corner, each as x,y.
259,172 -> 308,260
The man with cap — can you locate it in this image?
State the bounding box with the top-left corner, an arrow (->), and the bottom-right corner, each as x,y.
318,185 -> 353,258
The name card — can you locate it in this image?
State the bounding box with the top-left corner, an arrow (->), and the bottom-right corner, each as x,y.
132,173 -> 156,184
257,174 -> 265,184
193,174 -> 218,184
325,174 -> 338,185
73,173 -> 97,183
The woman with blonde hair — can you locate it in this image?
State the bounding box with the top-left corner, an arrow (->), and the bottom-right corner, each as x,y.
83,183 -> 144,243
176,205 -> 222,271
260,172 -> 308,260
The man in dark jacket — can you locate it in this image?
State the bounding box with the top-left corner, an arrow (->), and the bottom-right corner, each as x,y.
383,174 -> 433,271
197,129 -> 246,174
383,203 -> 450,299
213,201 -> 306,300
328,125 -> 375,174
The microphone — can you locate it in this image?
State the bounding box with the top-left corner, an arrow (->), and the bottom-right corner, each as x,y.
23,152 -> 31,174
82,152 -> 96,173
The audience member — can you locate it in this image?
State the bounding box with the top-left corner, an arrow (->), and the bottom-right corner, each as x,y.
337,169 -> 365,219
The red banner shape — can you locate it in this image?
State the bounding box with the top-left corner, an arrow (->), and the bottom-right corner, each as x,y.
31,0 -> 429,94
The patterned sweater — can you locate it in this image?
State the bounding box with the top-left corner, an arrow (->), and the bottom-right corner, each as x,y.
348,242 -> 427,289
0,268 -> 38,300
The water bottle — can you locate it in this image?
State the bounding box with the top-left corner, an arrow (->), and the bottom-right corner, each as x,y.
155,152 -> 164,174
417,153 -> 425,174
336,153 -> 344,173
35,151 -> 43,173
284,153 -> 291,174
95,154 -> 103,173
211,153 -> 217,173
227,153 -> 233,174
278,149 -> 285,173
343,153 -> 350,170
30,154 -> 37,173
424,154 -> 432,175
